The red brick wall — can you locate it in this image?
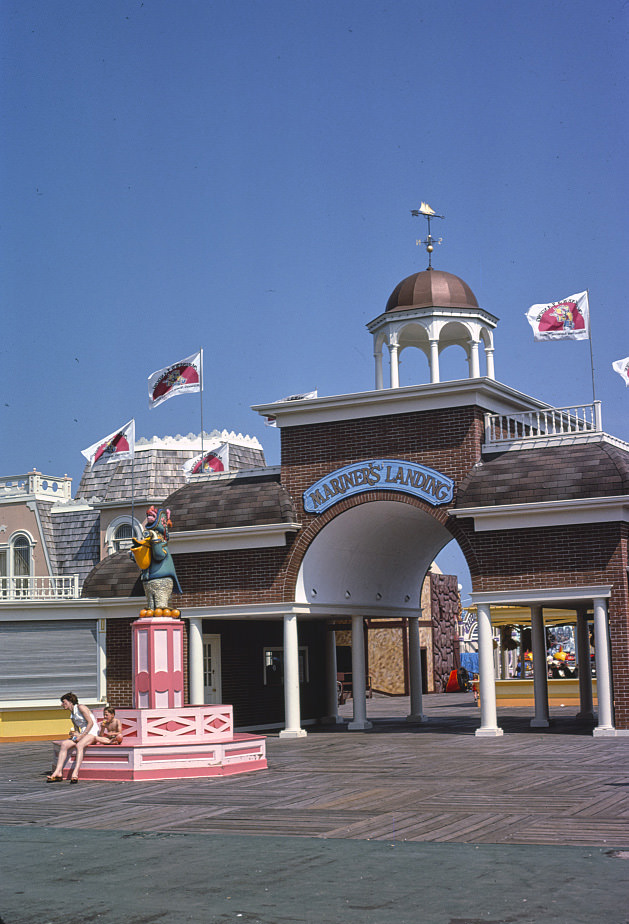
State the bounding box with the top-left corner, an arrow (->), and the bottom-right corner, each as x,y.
174,545 -> 296,607
280,407 -> 485,514
104,619 -> 133,707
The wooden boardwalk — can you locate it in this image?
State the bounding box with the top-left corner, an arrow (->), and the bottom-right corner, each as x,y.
1,693 -> 628,848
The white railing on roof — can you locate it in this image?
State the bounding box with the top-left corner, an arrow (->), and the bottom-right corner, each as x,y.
0,575 -> 80,601
0,472 -> 73,500
484,401 -> 602,448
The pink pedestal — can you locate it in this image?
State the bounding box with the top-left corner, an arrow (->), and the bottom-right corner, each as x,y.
51,613 -> 267,781
132,617 -> 184,709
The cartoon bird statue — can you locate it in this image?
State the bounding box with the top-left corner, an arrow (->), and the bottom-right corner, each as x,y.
130,506 -> 182,617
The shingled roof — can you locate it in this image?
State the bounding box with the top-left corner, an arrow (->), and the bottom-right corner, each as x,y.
75,433 -> 266,504
456,442 -> 629,508
35,502 -> 101,588
82,552 -> 144,598
165,472 -> 299,532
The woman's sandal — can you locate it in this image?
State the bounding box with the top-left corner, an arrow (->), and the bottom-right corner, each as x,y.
69,777 -> 79,784
46,775 -> 63,783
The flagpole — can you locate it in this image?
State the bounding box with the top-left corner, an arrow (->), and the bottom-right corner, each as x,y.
199,347 -> 205,464
130,418 -> 135,537
587,289 -> 597,404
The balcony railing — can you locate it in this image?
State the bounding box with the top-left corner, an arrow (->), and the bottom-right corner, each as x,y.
0,575 -> 80,601
484,401 -> 602,448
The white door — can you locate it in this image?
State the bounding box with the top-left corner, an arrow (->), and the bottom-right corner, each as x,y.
203,634 -> 222,704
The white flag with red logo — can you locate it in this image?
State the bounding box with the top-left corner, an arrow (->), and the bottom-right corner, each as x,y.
612,356 -> 629,387
81,419 -> 135,468
148,350 -> 203,408
525,291 -> 589,341
183,442 -> 230,478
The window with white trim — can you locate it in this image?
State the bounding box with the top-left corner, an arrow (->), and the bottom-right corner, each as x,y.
0,532 -> 34,597
105,516 -> 141,555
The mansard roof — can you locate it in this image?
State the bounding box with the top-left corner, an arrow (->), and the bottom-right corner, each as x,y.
165,471 -> 298,532
82,551 -> 144,598
455,442 -> 629,508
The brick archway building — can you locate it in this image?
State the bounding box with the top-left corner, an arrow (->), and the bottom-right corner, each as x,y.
85,268 -> 628,738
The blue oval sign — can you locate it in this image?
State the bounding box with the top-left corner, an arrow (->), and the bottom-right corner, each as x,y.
303,459 -> 454,514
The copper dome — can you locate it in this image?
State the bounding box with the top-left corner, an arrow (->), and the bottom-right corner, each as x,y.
386,269 -> 479,313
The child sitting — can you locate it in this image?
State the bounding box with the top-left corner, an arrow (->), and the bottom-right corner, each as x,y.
93,706 -> 123,745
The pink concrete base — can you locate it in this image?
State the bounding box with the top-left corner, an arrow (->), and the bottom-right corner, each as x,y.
53,732 -> 267,781
52,705 -> 267,781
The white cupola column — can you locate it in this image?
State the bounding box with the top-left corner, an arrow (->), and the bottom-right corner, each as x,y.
485,346 -> 495,380
374,342 -> 384,390
389,341 -> 400,388
429,339 -> 440,383
469,339 -> 481,378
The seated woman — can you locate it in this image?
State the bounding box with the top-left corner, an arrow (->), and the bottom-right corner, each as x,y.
47,692 -> 99,783
93,706 -> 123,745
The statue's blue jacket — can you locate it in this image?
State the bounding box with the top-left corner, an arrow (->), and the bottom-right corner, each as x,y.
141,530 -> 182,593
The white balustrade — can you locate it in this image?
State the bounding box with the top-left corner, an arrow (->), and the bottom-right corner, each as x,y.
484,402 -> 603,448
0,575 -> 79,601
0,472 -> 72,500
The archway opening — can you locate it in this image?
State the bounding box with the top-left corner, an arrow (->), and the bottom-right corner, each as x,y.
295,499 -> 471,714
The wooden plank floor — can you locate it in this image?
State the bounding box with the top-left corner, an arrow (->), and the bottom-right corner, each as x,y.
1,693 -> 628,847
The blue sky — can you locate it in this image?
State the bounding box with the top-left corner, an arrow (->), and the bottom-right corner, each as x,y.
2,0 -> 628,598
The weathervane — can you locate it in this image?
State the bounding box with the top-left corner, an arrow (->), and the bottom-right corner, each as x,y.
411,201 -> 444,269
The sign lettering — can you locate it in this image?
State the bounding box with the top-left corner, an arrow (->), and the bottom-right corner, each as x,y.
303,459 -> 454,513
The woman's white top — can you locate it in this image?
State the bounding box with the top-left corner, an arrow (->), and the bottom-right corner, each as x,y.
71,703 -> 98,736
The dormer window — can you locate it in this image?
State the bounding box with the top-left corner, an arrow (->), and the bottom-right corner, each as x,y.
113,523 -> 134,552
105,516 -> 141,556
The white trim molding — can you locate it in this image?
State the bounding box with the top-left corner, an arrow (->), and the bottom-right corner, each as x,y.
252,379 -> 548,429
169,522 -> 301,553
450,495 -> 629,531
469,586 -> 612,609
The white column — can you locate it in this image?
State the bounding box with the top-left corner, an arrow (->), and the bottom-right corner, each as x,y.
348,615 -> 372,730
322,626 -> 344,724
374,346 -> 384,390
485,347 -> 495,380
429,339 -> 440,383
575,607 -> 594,725
469,339 -> 480,378
406,616 -> 425,723
188,616 -> 204,706
475,603 -> 503,737
530,605 -> 550,727
389,343 -> 400,389
279,613 -> 307,738
592,597 -> 615,735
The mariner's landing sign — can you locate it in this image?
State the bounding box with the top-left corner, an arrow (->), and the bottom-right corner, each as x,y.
303,459 -> 454,514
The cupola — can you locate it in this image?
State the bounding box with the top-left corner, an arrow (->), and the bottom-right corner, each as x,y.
367,267 -> 498,388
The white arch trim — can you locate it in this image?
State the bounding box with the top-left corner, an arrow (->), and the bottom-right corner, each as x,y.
295,500 -> 453,610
